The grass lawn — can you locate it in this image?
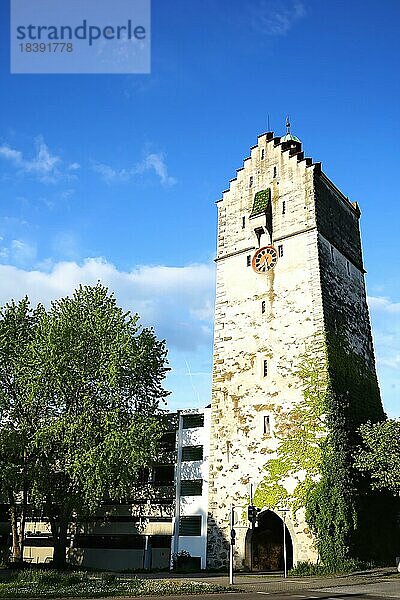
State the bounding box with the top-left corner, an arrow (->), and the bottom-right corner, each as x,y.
0,570 -> 231,598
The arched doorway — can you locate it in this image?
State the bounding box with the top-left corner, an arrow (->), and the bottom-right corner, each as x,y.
246,510 -> 293,572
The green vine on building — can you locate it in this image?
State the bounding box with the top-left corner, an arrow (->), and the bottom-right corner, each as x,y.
254,331 -> 392,568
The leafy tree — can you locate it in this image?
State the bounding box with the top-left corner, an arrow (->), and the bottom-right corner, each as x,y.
0,284 -> 169,567
0,298 -> 47,562
29,283 -> 169,566
354,419 -> 400,496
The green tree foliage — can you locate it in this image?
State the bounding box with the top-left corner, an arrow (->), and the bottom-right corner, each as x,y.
354,419 -> 400,495
0,298 -> 47,562
0,284 -> 169,566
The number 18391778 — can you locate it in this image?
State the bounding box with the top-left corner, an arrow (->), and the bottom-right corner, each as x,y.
19,43 -> 73,52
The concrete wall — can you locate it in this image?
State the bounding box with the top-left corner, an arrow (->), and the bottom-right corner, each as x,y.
70,548 -> 144,571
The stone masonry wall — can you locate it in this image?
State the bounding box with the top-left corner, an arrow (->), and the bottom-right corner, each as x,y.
315,175 -> 377,371
207,133 -> 382,570
315,174 -> 383,425
208,134 -> 325,569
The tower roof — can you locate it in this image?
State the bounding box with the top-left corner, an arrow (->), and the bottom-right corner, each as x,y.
281,116 -> 301,144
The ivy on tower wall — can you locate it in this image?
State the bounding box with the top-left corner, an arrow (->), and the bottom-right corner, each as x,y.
254,331 -> 394,567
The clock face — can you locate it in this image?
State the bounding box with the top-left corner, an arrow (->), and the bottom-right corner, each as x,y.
252,246 -> 278,273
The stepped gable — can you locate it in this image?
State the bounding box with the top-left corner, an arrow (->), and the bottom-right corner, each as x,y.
219,131 -> 320,201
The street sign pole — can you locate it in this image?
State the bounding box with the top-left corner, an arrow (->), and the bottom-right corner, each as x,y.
229,504 -> 234,585
249,484 -> 253,573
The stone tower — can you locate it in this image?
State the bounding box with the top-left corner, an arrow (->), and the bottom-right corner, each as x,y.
207,126 -> 383,570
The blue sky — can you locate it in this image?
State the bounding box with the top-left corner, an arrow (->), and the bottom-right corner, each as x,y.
0,0 -> 399,418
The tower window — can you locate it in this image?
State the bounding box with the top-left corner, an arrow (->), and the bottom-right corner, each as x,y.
263,360 -> 268,377
331,245 -> 335,261
261,148 -> 265,160
346,260 -> 350,275
249,176 -> 253,188
261,300 -> 266,314
242,216 -> 245,229
278,245 -> 283,258
263,415 -> 271,435
273,166 -> 277,178
247,255 -> 251,267
282,200 -> 286,215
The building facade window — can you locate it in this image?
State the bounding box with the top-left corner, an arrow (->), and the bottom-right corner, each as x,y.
249,176 -> 253,187
282,200 -> 286,215
273,166 -> 277,178
263,415 -> 271,435
136,467 -> 150,485
247,255 -> 251,267
263,359 -> 268,377
179,516 -> 202,536
180,479 -> 203,496
153,465 -> 174,486
159,431 -> 176,452
242,216 -> 245,229
74,535 -> 145,550
182,414 -> 204,429
278,245 -> 283,258
261,148 -> 265,160
182,445 -> 203,461
346,260 -> 350,275
261,300 -> 266,314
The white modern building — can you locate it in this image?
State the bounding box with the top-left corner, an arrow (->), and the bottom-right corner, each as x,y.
171,407 -> 210,570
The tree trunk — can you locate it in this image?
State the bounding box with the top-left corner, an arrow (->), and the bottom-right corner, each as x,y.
49,515 -> 68,568
9,501 -> 22,563
18,459 -> 29,564
8,488 -> 22,563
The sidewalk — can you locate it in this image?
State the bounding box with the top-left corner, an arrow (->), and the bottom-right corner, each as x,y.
131,567 -> 399,594
225,568 -> 398,593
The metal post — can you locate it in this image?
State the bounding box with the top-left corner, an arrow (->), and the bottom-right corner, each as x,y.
229,504 -> 234,585
171,412 -> 183,570
144,535 -> 151,570
249,484 -> 253,573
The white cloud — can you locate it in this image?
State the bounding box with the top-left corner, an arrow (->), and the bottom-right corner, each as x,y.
26,138 -> 60,177
368,295 -> 400,313
0,239 -> 37,265
368,294 -> 400,417
91,152 -> 176,187
59,189 -> 75,200
250,0 -> 306,35
0,258 -> 215,352
0,136 -> 76,184
379,355 -> 400,370
0,146 -> 23,162
10,239 -> 37,264
136,153 -> 177,187
91,162 -> 131,183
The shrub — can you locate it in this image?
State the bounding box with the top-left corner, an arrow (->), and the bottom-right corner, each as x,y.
289,558 -> 374,576
172,550 -> 192,570
15,569 -> 88,586
100,572 -> 116,584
